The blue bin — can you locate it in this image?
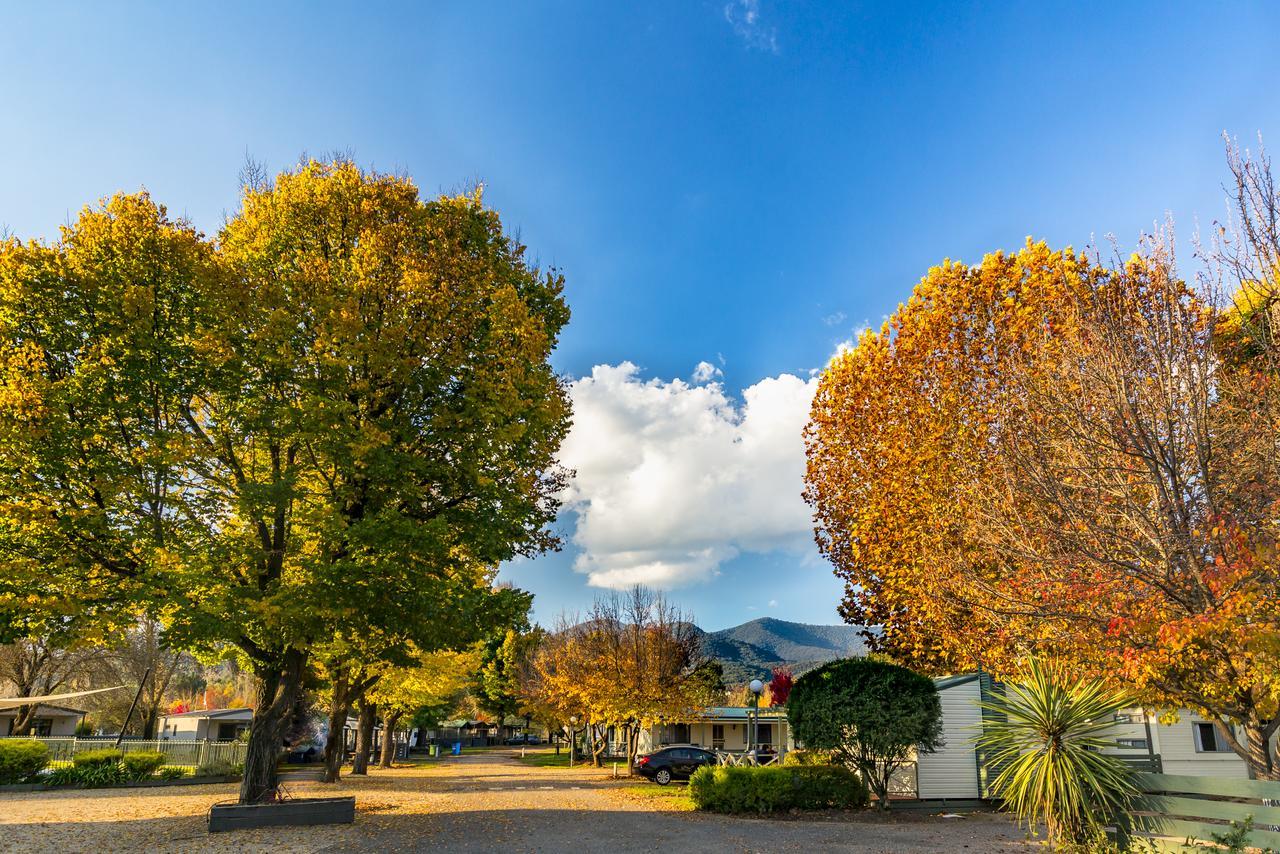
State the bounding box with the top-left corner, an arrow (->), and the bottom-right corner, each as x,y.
451,741 -> 462,755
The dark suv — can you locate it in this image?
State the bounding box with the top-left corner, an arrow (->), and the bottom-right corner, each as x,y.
635,745 -> 719,785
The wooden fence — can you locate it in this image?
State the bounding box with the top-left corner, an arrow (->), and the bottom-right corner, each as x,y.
0,736 -> 247,770
1125,772 -> 1280,852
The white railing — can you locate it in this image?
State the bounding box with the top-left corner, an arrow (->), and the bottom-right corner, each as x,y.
0,736 -> 247,770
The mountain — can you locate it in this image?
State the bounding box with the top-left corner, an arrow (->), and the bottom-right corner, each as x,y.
696,617 -> 868,685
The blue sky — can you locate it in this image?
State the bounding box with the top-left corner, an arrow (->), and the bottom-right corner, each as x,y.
4,1 -> 1280,630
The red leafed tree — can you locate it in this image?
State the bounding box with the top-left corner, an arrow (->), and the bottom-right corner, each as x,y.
768,667 -> 793,706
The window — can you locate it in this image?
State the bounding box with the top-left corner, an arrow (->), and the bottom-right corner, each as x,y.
32,719 -> 52,737
1116,738 -> 1148,749
712,725 -> 725,750
663,724 -> 689,745
1194,722 -> 1232,753
668,748 -> 692,761
756,724 -> 772,746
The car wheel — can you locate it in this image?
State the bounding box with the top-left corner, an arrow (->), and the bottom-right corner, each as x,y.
655,768 -> 672,786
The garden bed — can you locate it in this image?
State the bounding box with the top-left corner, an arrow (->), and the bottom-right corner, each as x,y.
208,796 -> 356,832
0,773 -> 241,792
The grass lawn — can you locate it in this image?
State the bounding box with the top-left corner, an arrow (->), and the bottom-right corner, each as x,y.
515,750 -> 573,768
610,779 -> 695,812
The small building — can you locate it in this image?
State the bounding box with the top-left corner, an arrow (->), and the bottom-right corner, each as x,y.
0,704 -> 85,737
639,707 -> 792,755
918,673 -> 1270,799
158,707 -> 252,741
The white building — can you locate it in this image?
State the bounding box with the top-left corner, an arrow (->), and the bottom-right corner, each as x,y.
158,707 -> 252,741
0,704 -> 85,737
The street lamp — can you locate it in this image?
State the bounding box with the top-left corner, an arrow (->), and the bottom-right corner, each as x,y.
569,715 -> 579,767
748,679 -> 764,759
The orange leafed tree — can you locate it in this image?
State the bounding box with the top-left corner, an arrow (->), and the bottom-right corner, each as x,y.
805,238 -> 1280,778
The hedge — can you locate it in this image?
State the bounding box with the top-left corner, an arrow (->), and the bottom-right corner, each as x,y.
688,764 -> 869,814
0,741 -> 50,784
121,751 -> 167,780
73,748 -> 124,769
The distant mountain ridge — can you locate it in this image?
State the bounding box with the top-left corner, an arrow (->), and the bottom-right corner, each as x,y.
695,617 -> 867,685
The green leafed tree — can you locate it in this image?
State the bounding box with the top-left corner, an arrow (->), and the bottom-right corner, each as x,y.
786,658 -> 943,810
0,161 -> 572,803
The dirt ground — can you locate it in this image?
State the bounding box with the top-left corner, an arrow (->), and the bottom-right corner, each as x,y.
0,749 -> 1033,853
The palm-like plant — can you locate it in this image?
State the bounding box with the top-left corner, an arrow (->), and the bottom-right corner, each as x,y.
976,660 -> 1139,847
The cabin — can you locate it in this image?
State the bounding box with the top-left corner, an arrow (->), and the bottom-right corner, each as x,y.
158,707 -> 253,741
0,704 -> 85,737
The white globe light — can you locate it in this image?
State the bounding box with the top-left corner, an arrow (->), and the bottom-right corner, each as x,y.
749,679 -> 764,694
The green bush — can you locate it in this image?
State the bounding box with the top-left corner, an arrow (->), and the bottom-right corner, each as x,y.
195,759 -> 243,778
73,762 -> 127,787
121,751 -> 167,780
157,766 -> 189,780
45,762 -> 127,788
782,749 -> 833,766
688,764 -> 869,814
44,765 -> 81,787
0,741 -> 50,784
72,748 -> 124,769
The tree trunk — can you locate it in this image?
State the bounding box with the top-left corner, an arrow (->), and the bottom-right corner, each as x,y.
239,648 -> 306,804
380,711 -> 402,768
591,723 -> 607,767
352,701 -> 377,775
13,704 -> 36,736
321,672 -> 352,784
1244,720 -> 1280,780
626,723 -> 640,776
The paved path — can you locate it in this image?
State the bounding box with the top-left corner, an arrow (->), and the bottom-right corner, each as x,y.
320,751 -> 1032,853
0,750 -> 1032,853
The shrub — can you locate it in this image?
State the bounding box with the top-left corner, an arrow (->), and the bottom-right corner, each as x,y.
782,749 -> 833,767
73,762 -> 127,787
121,751 -> 167,781
688,765 -> 868,814
195,759 -> 243,778
72,748 -> 123,769
45,762 -> 127,788
787,658 -> 943,810
157,766 -> 189,781
0,741 -> 49,784
975,660 -> 1137,848
44,765 -> 82,787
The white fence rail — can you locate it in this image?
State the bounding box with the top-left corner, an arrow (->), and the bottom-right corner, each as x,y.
0,736 -> 247,769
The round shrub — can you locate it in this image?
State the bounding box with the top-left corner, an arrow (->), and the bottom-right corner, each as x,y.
72,748 -> 124,769
0,740 -> 50,784
157,766 -> 189,781
121,751 -> 167,780
782,749 -> 833,767
688,764 -> 868,814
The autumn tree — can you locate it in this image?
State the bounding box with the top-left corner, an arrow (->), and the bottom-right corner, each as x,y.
86,619 -> 196,738
805,231 -> 1280,778
0,161 -> 571,802
366,646 -> 481,768
530,587 -> 713,773
0,638 -> 93,734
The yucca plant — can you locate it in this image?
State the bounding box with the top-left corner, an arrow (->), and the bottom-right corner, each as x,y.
976,660 -> 1139,847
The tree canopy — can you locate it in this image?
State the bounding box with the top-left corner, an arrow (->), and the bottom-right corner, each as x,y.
0,160 -> 571,800
787,658 -> 942,809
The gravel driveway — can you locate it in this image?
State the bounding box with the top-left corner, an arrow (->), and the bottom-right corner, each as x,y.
0,750 -> 1031,853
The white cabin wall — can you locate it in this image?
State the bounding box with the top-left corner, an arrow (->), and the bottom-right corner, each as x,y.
916,680 -> 982,799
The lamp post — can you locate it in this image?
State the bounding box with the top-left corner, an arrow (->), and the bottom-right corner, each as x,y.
748,679 -> 763,759
569,716 -> 578,767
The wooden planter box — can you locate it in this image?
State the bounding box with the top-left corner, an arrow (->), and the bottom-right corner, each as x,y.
208,796 -> 356,832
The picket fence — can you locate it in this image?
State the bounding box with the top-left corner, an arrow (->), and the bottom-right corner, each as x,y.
1124,772 -> 1280,852
0,735 -> 247,770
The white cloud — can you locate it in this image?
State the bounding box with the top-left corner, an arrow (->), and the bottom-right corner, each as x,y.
768,599 -> 778,608
691,360 -> 722,383
822,311 -> 846,327
723,0 -> 778,53
559,362 -> 818,589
